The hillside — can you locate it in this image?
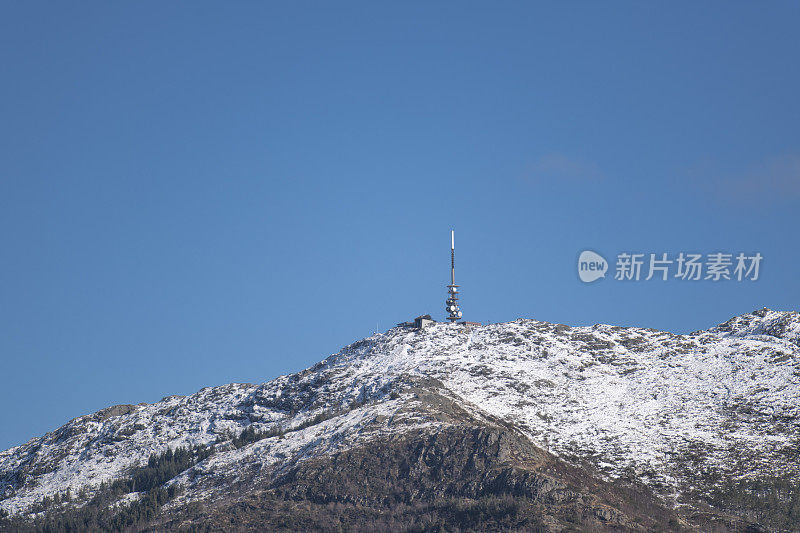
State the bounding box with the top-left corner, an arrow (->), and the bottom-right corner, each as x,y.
1,308 -> 799,532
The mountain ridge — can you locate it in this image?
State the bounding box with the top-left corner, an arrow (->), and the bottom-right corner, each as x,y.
2,308 -> 798,531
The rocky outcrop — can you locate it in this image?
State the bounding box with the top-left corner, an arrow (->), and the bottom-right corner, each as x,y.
159,424 -> 685,532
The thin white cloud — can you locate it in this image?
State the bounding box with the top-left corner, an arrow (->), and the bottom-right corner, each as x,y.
525,153 -> 603,183
728,153 -> 800,200
694,153 -> 800,205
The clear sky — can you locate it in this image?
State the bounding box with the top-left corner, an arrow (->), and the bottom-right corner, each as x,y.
1,2 -> 798,450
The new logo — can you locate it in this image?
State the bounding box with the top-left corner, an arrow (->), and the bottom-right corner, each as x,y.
578,250 -> 608,283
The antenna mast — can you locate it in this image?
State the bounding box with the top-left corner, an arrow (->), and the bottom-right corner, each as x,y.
446,230 -> 462,322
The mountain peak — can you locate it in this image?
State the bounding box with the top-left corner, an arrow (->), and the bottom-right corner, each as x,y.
2,310 -> 798,531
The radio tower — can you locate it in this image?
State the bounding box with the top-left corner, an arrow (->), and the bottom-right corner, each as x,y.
446,230 -> 462,322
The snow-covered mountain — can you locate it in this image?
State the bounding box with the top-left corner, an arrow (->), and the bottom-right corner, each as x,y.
1,308 -> 799,531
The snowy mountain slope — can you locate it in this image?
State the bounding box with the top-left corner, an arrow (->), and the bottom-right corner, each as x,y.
1,308 -> 798,530
710,307 -> 800,346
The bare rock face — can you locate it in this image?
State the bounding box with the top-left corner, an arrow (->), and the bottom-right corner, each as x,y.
157,424 -> 684,532
1,309 -> 798,532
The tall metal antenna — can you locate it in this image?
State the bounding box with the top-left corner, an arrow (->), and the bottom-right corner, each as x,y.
446,230 -> 462,322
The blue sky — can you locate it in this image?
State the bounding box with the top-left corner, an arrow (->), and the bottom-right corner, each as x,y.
1,2 -> 798,450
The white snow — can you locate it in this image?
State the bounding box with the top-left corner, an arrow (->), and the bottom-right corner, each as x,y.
1,308 -> 798,516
